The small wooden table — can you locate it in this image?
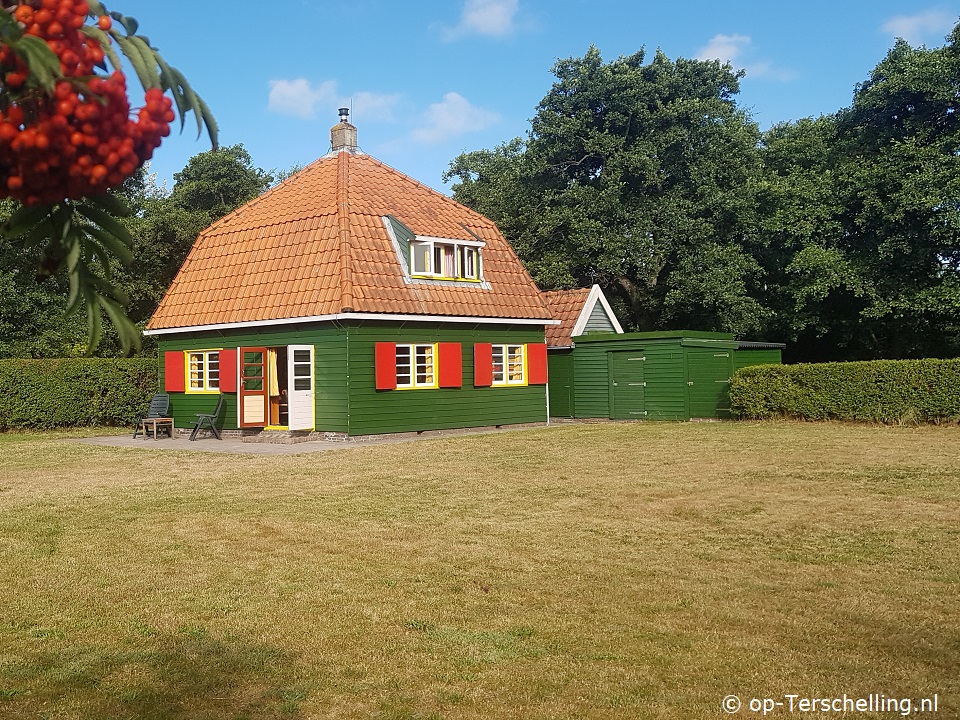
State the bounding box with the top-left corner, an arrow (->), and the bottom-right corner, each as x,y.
141,417 -> 174,440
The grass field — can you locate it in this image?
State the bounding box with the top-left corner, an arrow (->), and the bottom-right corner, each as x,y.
0,421 -> 957,719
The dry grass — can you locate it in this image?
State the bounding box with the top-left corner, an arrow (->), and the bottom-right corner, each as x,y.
0,421 -> 957,719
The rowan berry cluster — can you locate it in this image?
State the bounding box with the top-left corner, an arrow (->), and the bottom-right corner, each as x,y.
0,0 -> 176,204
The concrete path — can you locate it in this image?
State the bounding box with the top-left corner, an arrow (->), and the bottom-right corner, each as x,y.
72,422 -> 559,455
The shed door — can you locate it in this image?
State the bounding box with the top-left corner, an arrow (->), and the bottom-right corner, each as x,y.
239,347 -> 268,427
287,345 -> 315,431
609,351 -> 646,419
686,349 -> 733,418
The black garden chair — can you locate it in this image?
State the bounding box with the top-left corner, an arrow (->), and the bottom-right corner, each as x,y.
190,394 -> 224,441
132,393 -> 170,439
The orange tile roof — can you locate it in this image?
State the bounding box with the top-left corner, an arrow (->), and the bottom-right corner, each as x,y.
541,287 -> 591,347
146,149 -> 552,331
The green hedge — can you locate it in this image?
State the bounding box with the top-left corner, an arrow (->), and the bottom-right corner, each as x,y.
729,358 -> 960,423
0,358 -> 158,430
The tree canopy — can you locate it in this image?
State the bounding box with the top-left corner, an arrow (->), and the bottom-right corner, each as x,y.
448,28 -> 960,361
0,145 -> 271,357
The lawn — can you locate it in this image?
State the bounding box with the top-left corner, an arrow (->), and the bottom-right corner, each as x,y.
0,421 -> 957,719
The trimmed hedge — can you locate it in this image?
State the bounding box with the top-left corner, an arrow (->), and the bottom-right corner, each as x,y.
729,358 -> 960,424
0,358 -> 158,430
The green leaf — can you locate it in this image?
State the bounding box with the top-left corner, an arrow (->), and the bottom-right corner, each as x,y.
108,10 -> 139,37
99,295 -> 142,355
74,202 -> 134,254
0,203 -> 54,239
10,35 -> 62,92
87,192 -> 133,219
113,34 -> 159,91
80,26 -> 122,72
85,223 -> 133,266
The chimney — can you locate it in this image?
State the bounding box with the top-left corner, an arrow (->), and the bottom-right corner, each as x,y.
331,107 -> 358,152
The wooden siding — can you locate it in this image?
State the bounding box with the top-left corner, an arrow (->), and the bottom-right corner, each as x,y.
157,325 -> 348,431
686,348 -> 734,418
584,302 -> 616,333
642,345 -> 688,420
733,348 -> 782,371
547,350 -> 574,417
345,322 -> 547,435
570,332 -> 741,421
385,215 -> 413,272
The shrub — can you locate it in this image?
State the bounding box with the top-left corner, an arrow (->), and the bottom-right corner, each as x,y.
729,359 -> 960,424
0,358 -> 158,430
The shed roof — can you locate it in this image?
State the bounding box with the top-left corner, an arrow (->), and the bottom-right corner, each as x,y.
541,284 -> 623,348
146,143 -> 551,333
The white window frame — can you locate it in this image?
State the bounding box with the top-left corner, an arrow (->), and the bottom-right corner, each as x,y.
491,344 -> 526,386
396,343 -> 437,389
186,350 -> 221,393
410,236 -> 484,281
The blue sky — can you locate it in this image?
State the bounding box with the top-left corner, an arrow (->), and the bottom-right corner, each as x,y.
118,0 -> 960,194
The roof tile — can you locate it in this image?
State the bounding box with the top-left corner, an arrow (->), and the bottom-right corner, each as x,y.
148,150 -> 551,330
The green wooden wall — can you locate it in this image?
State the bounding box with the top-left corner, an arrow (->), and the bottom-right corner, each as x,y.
156,320 -> 547,435
569,332 -> 744,421
344,322 -> 547,435
547,350 -> 575,417
733,348 -> 783,371
157,324 -> 348,431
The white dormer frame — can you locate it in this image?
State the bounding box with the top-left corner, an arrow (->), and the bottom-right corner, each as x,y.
571,284 -> 625,337
383,216 -> 491,288
410,235 -> 485,281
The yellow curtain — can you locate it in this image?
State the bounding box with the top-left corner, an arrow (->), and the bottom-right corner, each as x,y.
268,348 -> 280,396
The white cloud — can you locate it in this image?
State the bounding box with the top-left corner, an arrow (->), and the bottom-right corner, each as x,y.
268,78 -> 336,119
268,79 -> 400,122
695,33 -> 794,81
696,33 -> 752,66
442,0 -> 519,41
411,92 -> 500,144
882,9 -> 955,45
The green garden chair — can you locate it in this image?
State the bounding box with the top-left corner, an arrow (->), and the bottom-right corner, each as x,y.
190,394 -> 224,441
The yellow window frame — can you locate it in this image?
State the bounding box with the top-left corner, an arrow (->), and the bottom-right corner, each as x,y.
185,349 -> 222,394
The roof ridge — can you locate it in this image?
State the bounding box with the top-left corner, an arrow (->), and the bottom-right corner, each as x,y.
337,151 -> 354,311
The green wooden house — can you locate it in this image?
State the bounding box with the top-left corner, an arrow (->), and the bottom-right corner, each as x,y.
144,113 -> 555,438
541,288 -> 783,420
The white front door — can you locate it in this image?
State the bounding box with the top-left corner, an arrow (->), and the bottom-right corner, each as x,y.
287,345 -> 315,431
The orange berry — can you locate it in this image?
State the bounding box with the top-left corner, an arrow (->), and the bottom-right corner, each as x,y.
97,15 -> 111,31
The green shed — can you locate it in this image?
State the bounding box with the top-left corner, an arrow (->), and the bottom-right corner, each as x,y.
540,289 -> 783,421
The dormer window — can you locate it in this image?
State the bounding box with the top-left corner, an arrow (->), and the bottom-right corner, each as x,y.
410,236 -> 483,281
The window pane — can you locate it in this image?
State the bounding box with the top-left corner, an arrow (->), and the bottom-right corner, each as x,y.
207,352 -> 220,389
412,243 -> 430,274
415,345 -> 434,385
294,378 -> 311,391
243,379 -> 263,391
293,349 -> 311,363
508,345 -> 524,382
443,245 -> 455,277
396,345 -> 412,386
491,345 -> 505,383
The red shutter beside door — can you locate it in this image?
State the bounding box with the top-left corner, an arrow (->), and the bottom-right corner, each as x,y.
163,351 -> 185,392
437,342 -> 462,388
219,349 -> 237,392
473,343 -> 493,387
375,342 -> 397,390
527,343 -> 548,385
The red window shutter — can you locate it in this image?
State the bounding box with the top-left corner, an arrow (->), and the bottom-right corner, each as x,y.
219,349 -> 237,392
437,342 -> 462,388
375,342 -> 397,390
473,343 -> 493,387
163,351 -> 185,392
527,343 -> 549,385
